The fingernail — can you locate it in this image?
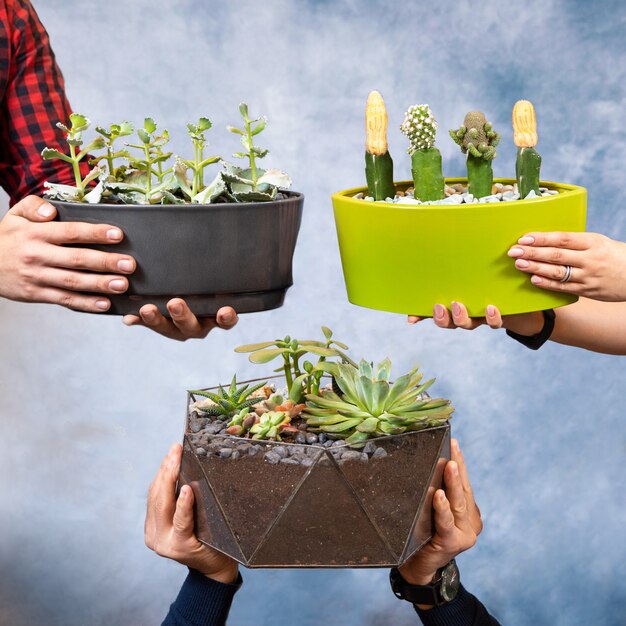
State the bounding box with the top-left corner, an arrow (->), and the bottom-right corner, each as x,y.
117,259 -> 134,272
95,299 -> 109,310
531,275 -> 543,285
486,305 -> 496,317
507,247 -> 524,257
451,301 -> 461,317
170,303 -> 183,316
107,228 -> 123,241
518,236 -> 535,245
143,310 -> 156,322
37,203 -> 55,218
434,304 -> 445,320
515,259 -> 530,269
109,279 -> 127,292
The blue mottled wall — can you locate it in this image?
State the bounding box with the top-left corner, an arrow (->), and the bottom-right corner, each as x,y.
0,1 -> 624,624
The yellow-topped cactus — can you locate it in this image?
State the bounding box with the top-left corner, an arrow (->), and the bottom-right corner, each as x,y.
512,99 -> 541,197
364,91 -> 395,200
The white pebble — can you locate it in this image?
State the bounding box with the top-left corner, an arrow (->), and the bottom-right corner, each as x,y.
463,193 -> 474,203
397,197 -> 421,205
524,189 -> 538,199
502,191 -> 520,201
364,196 -> 374,201
478,194 -> 500,203
547,190 -> 559,195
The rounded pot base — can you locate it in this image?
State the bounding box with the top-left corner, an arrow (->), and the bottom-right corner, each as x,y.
104,287 -> 288,316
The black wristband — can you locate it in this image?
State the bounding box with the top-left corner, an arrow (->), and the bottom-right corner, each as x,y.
506,309 -> 556,350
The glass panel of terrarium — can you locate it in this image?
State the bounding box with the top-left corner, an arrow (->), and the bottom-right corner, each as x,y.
401,428 -> 451,563
180,437 -> 245,564
198,436 -> 321,562
249,451 -> 394,567
335,425 -> 450,562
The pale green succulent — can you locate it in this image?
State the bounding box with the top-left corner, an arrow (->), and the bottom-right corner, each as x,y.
190,376 -> 268,418
249,410 -> 292,440
303,359 -> 453,445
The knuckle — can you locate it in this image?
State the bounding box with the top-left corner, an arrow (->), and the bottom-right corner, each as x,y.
63,224 -> 80,243
69,251 -> 86,268
21,250 -> 41,266
550,248 -> 563,262
558,232 -> 571,247
63,273 -> 80,291
58,292 -> 76,309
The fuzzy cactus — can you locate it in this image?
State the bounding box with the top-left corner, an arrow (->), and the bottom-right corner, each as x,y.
400,104 -> 444,201
364,91 -> 395,201
449,111 -> 500,198
512,100 -> 541,198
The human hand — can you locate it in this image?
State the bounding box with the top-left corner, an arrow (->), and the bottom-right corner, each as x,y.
408,302 -> 544,336
123,300 -> 238,341
145,442 -> 238,584
508,232 -> 626,302
399,439 -> 482,587
0,195 -> 135,312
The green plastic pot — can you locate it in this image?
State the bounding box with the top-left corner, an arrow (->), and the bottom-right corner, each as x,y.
331,178 -> 587,317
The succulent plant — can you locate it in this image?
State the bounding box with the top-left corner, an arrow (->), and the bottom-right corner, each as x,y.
303,358 -> 453,445
449,111 -> 501,198
223,103 -> 292,202
41,105 -> 290,205
364,90 -> 395,201
249,410 -> 293,440
512,99 -> 542,198
41,113 -> 105,202
190,376 -> 268,418
400,104 -> 444,201
235,327 -> 356,403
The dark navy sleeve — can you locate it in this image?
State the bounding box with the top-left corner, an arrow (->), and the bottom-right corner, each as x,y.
414,585 -> 502,626
161,569 -> 242,626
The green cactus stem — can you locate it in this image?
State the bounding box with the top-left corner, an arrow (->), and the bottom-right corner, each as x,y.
365,151 -> 395,200
364,91 -> 395,201
466,154 -> 493,199
449,111 -> 500,199
401,104 -> 444,202
516,147 -> 541,198
411,148 -> 444,202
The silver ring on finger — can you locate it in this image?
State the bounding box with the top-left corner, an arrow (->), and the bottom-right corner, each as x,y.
559,265 -> 572,283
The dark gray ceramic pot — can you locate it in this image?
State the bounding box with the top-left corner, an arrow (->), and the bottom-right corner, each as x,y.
50,191 -> 304,316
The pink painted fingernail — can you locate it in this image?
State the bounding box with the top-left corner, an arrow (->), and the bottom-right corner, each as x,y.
37,203 -> 55,218
95,299 -> 109,310
107,228 -> 123,241
507,247 -> 524,257
434,304 -> 446,320
515,259 -> 530,269
451,301 -> 461,317
531,275 -> 543,285
518,236 -> 535,245
486,305 -> 496,317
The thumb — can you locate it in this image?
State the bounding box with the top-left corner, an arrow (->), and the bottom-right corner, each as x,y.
9,195 -> 57,221
172,485 -> 196,538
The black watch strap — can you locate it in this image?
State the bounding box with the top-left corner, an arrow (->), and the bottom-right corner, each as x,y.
389,561 -> 458,607
506,308 -> 555,350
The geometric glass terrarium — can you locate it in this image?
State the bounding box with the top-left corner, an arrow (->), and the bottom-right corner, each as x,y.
180,380 -> 450,568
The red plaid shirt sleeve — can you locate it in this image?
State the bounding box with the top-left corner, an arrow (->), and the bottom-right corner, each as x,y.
0,0 -> 81,206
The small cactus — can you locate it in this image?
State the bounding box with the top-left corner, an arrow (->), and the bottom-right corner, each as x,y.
449,111 -> 500,198
364,91 -> 395,201
512,100 -> 541,198
400,104 -> 444,201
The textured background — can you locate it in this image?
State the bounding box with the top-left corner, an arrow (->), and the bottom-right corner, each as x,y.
0,1 -> 625,624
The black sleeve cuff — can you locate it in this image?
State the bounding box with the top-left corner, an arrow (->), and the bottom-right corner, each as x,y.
161,568 -> 243,626
414,584 -> 502,626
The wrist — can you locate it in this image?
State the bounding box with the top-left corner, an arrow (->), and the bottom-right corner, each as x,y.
202,563 -> 239,585
502,310 -> 544,336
